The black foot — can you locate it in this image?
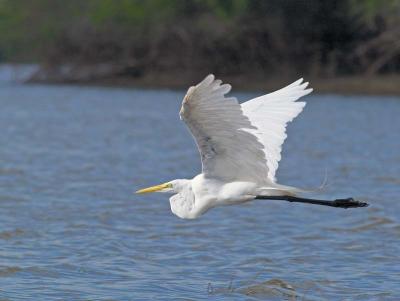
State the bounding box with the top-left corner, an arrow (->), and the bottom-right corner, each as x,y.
332,198 -> 369,208
255,195 -> 369,209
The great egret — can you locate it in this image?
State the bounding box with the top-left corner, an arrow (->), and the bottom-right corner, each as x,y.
136,75 -> 367,219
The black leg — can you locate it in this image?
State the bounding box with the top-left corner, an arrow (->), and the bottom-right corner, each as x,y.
255,195 -> 368,209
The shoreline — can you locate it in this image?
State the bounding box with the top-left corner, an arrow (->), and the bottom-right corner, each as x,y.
24,66 -> 400,95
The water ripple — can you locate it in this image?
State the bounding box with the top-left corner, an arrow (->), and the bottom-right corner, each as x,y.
0,84 -> 399,300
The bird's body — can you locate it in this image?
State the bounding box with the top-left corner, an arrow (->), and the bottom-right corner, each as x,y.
137,74 -> 315,219
170,175 -> 258,219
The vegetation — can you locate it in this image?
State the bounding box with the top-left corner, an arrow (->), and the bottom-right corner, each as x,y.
0,0 -> 399,84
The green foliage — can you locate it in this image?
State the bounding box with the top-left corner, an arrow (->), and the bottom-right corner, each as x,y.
88,0 -> 175,26
350,0 -> 400,20
0,0 -> 399,75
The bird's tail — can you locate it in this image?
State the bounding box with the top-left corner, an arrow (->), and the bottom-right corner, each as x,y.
258,183 -> 305,197
259,171 -> 329,196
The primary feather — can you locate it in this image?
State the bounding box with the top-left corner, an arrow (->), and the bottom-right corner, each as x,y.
180,74 -> 269,184
241,78 -> 313,181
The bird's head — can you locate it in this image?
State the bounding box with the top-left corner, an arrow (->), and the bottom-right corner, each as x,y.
136,179 -> 198,219
135,179 -> 188,194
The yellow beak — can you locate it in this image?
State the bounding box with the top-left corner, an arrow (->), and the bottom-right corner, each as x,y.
135,182 -> 172,194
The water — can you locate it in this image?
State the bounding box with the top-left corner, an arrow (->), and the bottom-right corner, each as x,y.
0,81 -> 399,300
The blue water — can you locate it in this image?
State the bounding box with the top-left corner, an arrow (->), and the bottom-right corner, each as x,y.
0,81 -> 399,300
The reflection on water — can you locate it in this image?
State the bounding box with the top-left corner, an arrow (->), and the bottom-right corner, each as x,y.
0,82 -> 399,300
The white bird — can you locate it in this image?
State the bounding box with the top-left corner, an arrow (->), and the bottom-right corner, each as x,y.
136,75 -> 367,219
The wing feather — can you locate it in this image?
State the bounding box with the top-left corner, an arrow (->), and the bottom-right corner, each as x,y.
180,74 -> 269,183
241,79 -> 312,182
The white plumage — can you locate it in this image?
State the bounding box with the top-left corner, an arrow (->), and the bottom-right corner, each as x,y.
137,74 -> 313,219
180,75 -> 268,184
241,78 -> 312,181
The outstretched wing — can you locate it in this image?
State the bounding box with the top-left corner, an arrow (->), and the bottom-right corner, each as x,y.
180,74 -> 269,183
241,79 -> 312,182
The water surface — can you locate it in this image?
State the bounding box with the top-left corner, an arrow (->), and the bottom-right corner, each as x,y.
0,81 -> 399,300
